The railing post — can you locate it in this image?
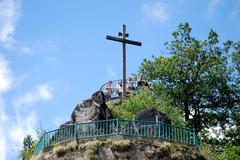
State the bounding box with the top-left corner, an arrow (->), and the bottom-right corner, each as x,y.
193,128 -> 199,148
43,131 -> 46,148
116,118 -> 118,136
158,122 -> 161,139
74,123 -> 77,141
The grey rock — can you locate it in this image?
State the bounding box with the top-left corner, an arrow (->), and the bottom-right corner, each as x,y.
135,150 -> 147,160
50,91 -> 114,144
135,108 -> 171,124
71,91 -> 114,123
99,147 -> 117,160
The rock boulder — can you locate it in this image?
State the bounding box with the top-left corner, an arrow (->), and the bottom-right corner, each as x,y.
135,108 -> 171,124
70,91 -> 114,123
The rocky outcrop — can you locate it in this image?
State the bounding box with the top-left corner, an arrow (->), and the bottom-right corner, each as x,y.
135,108 -> 171,124
49,91 -> 114,144
70,91 -> 114,123
59,91 -> 114,127
36,139 -> 206,160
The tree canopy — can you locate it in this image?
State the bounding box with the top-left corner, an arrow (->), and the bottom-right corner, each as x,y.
139,22 -> 240,135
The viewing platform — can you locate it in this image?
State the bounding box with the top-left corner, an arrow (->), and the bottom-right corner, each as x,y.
99,79 -> 151,101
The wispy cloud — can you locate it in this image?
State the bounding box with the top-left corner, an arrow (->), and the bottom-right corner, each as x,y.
0,97 -> 39,160
9,111 -> 38,145
1,81 -> 54,159
0,54 -> 12,94
0,0 -> 35,57
0,129 -> 7,160
207,0 -> 222,17
13,83 -> 54,108
0,99 -> 8,160
229,0 -> 240,19
0,0 -> 21,45
142,1 -> 170,23
106,65 -> 117,79
4,82 -> 55,159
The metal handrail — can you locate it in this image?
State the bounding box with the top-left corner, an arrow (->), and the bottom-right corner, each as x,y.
99,79 -> 150,100
34,119 -> 199,156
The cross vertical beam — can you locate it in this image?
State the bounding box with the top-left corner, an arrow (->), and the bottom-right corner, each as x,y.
106,24 -> 142,99
122,24 -> 127,98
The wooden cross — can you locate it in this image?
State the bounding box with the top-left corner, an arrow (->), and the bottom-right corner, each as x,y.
106,24 -> 142,99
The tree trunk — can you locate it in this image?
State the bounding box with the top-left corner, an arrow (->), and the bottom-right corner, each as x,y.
184,104 -> 189,121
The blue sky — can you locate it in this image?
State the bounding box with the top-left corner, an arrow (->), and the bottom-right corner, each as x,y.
0,0 -> 239,159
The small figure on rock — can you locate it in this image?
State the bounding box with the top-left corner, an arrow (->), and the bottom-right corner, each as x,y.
126,76 -> 135,95
104,81 -> 113,99
116,81 -> 123,97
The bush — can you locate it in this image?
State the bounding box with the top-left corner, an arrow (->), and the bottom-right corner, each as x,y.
83,141 -> 102,154
213,145 -> 240,160
112,140 -> 131,151
53,145 -> 67,157
111,88 -> 185,125
66,141 -> 77,152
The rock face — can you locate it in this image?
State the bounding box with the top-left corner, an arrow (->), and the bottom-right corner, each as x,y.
135,108 -> 171,124
38,139 -> 206,160
70,91 -> 114,123
49,91 -> 114,145
50,91 -> 113,141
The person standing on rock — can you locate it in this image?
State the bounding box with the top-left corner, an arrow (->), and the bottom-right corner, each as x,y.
104,81 -> 113,99
116,80 -> 123,97
126,76 -> 135,95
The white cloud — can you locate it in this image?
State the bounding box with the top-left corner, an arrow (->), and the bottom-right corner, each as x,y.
0,0 -> 21,44
0,99 -> 7,160
106,65 -> 117,79
205,125 -> 223,139
13,83 -> 54,108
207,0 -> 222,17
20,46 -> 33,55
142,1 -> 170,23
0,97 -> 39,160
9,111 -> 37,145
0,127 -> 7,160
0,81 -> 54,159
0,55 -> 12,94
0,0 -> 34,56
0,100 -> 8,123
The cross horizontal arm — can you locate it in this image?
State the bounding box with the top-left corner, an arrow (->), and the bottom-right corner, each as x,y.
106,35 -> 142,46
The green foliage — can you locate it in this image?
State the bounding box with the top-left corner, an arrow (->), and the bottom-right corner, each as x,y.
111,87 -> 185,125
19,135 -> 36,160
199,145 -> 240,160
139,22 -> 239,134
23,135 -> 34,150
213,146 -> 240,160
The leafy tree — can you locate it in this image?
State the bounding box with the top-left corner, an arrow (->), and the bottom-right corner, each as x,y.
19,135 -> 36,160
139,22 -> 238,133
221,41 -> 240,145
23,135 -> 34,150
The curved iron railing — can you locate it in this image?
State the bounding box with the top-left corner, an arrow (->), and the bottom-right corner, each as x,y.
34,119 -> 199,156
99,79 -> 150,100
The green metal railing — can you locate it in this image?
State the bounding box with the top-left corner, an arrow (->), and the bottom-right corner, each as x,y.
34,119 -> 199,156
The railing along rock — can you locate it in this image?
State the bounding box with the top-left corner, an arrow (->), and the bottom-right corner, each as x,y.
34,119 -> 199,156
